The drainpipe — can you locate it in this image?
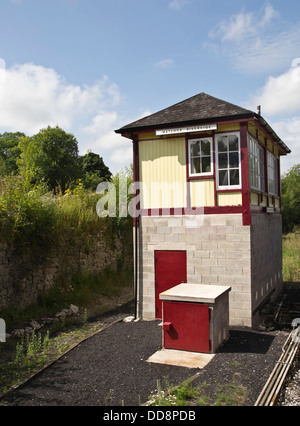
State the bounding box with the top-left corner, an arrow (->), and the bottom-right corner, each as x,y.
133,138 -> 139,320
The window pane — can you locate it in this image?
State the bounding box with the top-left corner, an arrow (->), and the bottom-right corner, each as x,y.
191,141 -> 200,156
229,135 -> 239,151
191,157 -> 200,174
218,153 -> 228,169
230,169 -> 240,186
219,170 -> 228,186
229,152 -> 239,168
201,140 -> 211,155
201,157 -> 211,173
218,136 -> 228,152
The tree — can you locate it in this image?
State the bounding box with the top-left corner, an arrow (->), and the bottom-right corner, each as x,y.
281,164 -> 300,233
80,151 -> 112,190
17,126 -> 81,190
0,132 -> 24,176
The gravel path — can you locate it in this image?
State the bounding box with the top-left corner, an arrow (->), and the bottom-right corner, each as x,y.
0,313 -> 289,406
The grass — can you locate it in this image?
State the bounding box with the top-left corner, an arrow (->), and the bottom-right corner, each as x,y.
282,226 -> 300,282
145,377 -> 248,407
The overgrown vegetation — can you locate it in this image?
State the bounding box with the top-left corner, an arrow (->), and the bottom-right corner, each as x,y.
146,377 -> 247,407
0,321 -> 104,395
282,225 -> 300,282
0,265 -> 133,395
281,164 -> 300,234
0,135 -> 134,395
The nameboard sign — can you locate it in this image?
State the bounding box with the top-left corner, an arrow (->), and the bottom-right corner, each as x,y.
156,124 -> 218,136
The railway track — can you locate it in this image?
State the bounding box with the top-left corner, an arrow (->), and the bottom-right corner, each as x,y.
255,326 -> 300,406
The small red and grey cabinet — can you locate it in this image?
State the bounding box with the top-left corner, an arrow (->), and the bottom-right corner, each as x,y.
159,284 -> 231,354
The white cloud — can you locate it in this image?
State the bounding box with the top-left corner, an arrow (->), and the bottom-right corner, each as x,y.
0,63 -> 120,134
155,58 -> 175,69
245,61 -> 300,173
247,63 -> 300,116
110,147 -> 133,165
0,62 -> 132,171
208,3 -> 300,74
272,118 -> 300,173
169,0 -> 189,11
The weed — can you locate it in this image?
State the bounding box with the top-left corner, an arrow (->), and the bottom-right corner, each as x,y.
0,323 -> 104,395
146,378 -> 198,406
282,227 -> 300,282
215,383 -> 247,406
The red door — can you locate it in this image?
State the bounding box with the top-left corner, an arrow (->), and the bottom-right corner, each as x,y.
162,301 -> 210,353
155,251 -> 187,319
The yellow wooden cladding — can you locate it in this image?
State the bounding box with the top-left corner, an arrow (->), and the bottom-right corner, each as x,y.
139,138 -> 186,209
218,192 -> 242,206
190,180 -> 215,207
251,192 -> 259,206
217,123 -> 240,132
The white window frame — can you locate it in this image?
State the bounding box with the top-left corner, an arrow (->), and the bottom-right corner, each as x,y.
216,132 -> 241,190
267,151 -> 279,196
188,137 -> 214,177
248,136 -> 265,191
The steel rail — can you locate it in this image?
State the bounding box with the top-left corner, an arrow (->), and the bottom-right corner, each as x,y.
255,329 -> 299,406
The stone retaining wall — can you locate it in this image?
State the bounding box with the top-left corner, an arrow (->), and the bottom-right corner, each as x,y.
0,227 -> 132,311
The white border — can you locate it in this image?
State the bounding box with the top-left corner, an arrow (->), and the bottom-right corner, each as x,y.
215,132 -> 241,190
188,137 -> 214,178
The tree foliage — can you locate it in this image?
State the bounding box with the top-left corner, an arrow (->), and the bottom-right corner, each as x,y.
17,126 -> 81,190
0,126 -> 113,191
281,164 -> 300,233
0,132 -> 24,176
80,151 -> 112,190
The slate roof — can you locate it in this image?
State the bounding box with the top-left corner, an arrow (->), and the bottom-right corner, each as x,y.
115,92 -> 291,154
116,93 -> 253,133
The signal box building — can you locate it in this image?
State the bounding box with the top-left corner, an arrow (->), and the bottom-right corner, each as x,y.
116,93 -> 291,328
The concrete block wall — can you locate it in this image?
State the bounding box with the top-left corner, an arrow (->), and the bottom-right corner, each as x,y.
251,214 -> 283,327
136,214 -> 253,327
209,292 -> 230,353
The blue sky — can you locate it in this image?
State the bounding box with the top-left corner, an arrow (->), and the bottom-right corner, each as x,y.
0,0 -> 300,174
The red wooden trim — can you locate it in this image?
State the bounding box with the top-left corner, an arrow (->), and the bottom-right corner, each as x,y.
187,175 -> 215,181
185,136 -> 191,209
204,206 -> 243,215
240,122 -> 251,226
140,206 -> 243,217
213,134 -> 217,207
216,189 -> 242,193
133,139 -> 140,227
278,157 -> 282,208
